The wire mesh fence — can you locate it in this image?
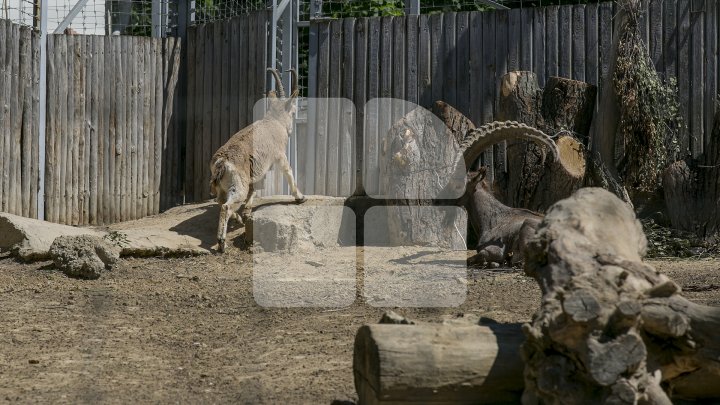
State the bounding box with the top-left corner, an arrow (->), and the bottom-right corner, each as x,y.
301,0 -> 607,19
191,0 -> 268,25
1,0 -> 178,36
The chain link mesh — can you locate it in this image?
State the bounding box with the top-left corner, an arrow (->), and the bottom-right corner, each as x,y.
191,0 -> 268,25
1,0 -> 177,36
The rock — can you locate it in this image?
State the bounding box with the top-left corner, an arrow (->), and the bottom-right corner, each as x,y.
246,196 -> 355,252
379,311 -> 416,325
49,235 -> 120,280
0,213 -> 103,261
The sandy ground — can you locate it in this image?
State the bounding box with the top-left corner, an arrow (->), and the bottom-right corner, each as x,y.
1,244 -> 719,404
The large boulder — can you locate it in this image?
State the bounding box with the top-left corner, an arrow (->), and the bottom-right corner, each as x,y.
49,235 -> 120,279
0,213 -> 103,261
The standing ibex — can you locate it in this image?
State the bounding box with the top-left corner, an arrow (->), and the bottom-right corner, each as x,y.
210,68 -> 306,252
445,121 -> 559,267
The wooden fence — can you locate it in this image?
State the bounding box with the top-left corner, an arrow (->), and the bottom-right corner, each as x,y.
305,0 -> 719,196
184,12 -> 269,202
0,20 -> 40,218
44,34 -> 182,225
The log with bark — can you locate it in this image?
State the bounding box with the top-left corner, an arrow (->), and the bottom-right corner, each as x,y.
522,187 -> 720,403
663,107 -> 720,240
354,188 -> 720,404
498,72 -> 594,212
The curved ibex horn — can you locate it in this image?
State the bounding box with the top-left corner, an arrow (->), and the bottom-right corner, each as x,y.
266,68 -> 286,98
286,68 -> 298,97
461,121 -> 560,169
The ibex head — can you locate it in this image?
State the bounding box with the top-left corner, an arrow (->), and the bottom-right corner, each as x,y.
266,68 -> 299,119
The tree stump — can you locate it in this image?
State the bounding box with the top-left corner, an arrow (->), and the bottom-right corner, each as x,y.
498,72 -> 594,212
379,103 -> 468,249
522,187 -> 720,403
663,107 -> 720,240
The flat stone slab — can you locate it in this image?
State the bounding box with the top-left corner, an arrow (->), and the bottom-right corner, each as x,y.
0,213 -> 104,261
246,196 -> 355,252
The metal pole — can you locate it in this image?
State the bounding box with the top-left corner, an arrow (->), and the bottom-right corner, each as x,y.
37,0 -> 48,220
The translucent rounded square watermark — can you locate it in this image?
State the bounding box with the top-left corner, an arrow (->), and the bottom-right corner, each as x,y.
252,97 -> 356,198
363,205 -> 468,307
363,99 -> 467,199
252,204 -> 356,308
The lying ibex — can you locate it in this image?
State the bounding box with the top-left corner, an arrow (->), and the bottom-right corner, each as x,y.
210,68 -> 306,252
445,121 -> 559,267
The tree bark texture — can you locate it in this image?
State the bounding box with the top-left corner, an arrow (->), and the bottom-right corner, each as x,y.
498,72 -> 594,212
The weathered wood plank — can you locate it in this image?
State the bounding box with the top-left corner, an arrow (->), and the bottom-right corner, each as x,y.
340,17 -> 355,196
468,12 -> 482,126
405,15 -> 418,106
417,14 -> 431,109
353,18 -> 368,195
558,4 -> 572,78
455,12 -> 470,120
546,6 -> 559,80
677,0 -> 691,157
365,17 -> 381,195
229,18 -> 240,135
520,8 -> 533,72
106,36 -> 116,224
495,10 -> 509,175
80,36 -> 90,224
141,38 -> 150,217
706,0 -> 718,152
585,3 -> 599,87
533,7 -> 546,86
325,19 -> 342,196
89,36 -> 99,224
48,35 -> 59,222
237,18 -> 249,130
185,28 -> 196,202
121,35 -> 131,221
481,11 -> 495,126
221,20 -> 231,148
689,0 -> 704,157
572,4 -> 586,82
131,37 -> 140,221
442,13 -> 457,107
201,24 -> 214,201
314,21 -> 330,195
30,30 -> 39,218
649,0 -> 664,72
8,22 -> 19,216
508,8 -> 521,72
72,35 -> 82,225
59,35 -> 70,224
0,21 -> 7,213
95,36 -> 105,224
429,13 -> 443,109
211,21 -> 223,194
19,26 -> 32,218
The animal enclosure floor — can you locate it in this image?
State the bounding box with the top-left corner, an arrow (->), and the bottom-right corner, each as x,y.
1,250 -> 719,404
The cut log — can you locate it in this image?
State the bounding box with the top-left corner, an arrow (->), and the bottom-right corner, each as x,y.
663,107 -> 720,239
498,72 -> 595,212
353,323 -> 525,405
523,187 -> 720,403
379,103 -> 468,249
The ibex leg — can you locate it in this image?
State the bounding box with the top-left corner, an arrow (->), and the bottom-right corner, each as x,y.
278,156 -> 306,202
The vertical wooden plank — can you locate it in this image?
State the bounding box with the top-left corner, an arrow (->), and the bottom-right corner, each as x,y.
455,12 -> 470,119
211,21 -> 223,178
89,36 -> 99,224
649,0 -> 664,72
706,0 -> 718,152
520,8 -> 533,72
8,22 -> 19,215
119,36 -> 129,221
130,37 -> 139,220
533,7 -> 546,86
106,36 -> 116,224
392,16 -> 406,125
201,24 -> 214,200
221,20 -> 231,147
0,21 -> 7,214
148,39 -> 157,215
495,9 -> 509,175
60,35 -> 71,224
229,18 -> 240,135
314,21 -> 330,195
30,30 -> 39,218
353,18 -> 368,195
365,17 -> 381,195
82,36 -> 91,224
468,12 -> 482,126
508,8 -> 521,72
95,36 -> 104,224
405,15 -> 418,106
185,28 -> 196,203
0,20 -> 6,214
689,0 -> 704,157
546,6 -> 559,80
141,38 -> 150,217
677,0 -> 691,157
72,35 -> 83,224
19,27 -> 32,218
558,5 -> 572,79
378,16 -> 394,195
238,17 -> 249,129
442,13 -> 457,107
49,36 -> 60,222
340,17 -> 355,197
572,5 -> 586,82
429,13 -> 443,109
586,3 -> 599,87
664,0 -> 679,86
156,39 -> 165,214
417,15 -> 431,109
481,11 -> 496,124
326,19 -> 342,196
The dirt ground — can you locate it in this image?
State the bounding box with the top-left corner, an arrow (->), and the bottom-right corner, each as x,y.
1,245 -> 719,404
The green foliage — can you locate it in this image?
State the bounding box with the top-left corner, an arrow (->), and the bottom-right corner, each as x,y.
614,2 -> 683,193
